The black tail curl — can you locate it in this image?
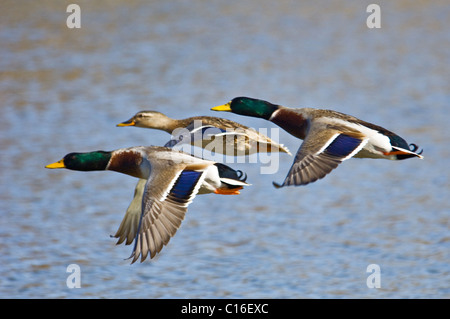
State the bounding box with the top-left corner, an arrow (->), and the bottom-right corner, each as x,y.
214,163 -> 248,182
235,170 -> 248,182
409,143 -> 423,155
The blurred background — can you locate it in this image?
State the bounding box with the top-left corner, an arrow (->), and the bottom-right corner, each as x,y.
0,0 -> 448,298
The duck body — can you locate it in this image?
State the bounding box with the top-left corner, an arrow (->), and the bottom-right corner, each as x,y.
270,106 -> 420,160
117,111 -> 291,156
212,97 -> 423,187
46,146 -> 249,263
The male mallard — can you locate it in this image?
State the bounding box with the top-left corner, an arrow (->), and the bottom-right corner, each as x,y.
46,146 -> 249,263
117,110 -> 291,156
212,97 -> 423,188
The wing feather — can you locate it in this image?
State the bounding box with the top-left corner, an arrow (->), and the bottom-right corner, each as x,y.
113,178 -> 146,245
129,167 -> 207,263
274,125 -> 367,187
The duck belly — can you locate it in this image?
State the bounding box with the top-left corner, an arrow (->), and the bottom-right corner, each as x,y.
347,124 -> 393,160
353,135 -> 394,160
198,165 -> 221,194
354,147 -> 391,159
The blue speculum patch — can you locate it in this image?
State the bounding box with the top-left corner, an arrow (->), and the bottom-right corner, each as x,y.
171,170 -> 203,200
325,134 -> 362,158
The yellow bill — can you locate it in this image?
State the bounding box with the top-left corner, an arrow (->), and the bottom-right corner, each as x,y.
45,159 -> 66,169
211,102 -> 232,112
116,120 -> 135,127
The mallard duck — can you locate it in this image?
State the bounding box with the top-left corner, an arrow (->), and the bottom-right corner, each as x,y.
117,110 -> 291,156
113,162 -> 247,248
46,146 -> 249,263
212,97 -> 423,188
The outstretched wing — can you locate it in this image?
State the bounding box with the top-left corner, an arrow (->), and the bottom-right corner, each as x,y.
113,178 -> 146,246
274,125 -> 368,187
129,167 -> 207,263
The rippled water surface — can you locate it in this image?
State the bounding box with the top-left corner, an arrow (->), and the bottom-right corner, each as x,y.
1,1 -> 449,298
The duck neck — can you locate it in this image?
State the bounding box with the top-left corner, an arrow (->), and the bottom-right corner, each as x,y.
148,116 -> 182,133
106,148 -> 145,178
164,118 -> 186,133
270,108 -> 308,139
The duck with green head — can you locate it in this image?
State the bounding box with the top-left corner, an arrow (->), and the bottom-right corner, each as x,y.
212,97 -> 423,188
46,146 -> 249,263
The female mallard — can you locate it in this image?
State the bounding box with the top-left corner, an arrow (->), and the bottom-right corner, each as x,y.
46,146 -> 249,263
212,97 -> 423,188
117,110 -> 291,156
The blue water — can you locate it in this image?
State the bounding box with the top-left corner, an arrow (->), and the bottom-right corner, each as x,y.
0,0 -> 449,298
